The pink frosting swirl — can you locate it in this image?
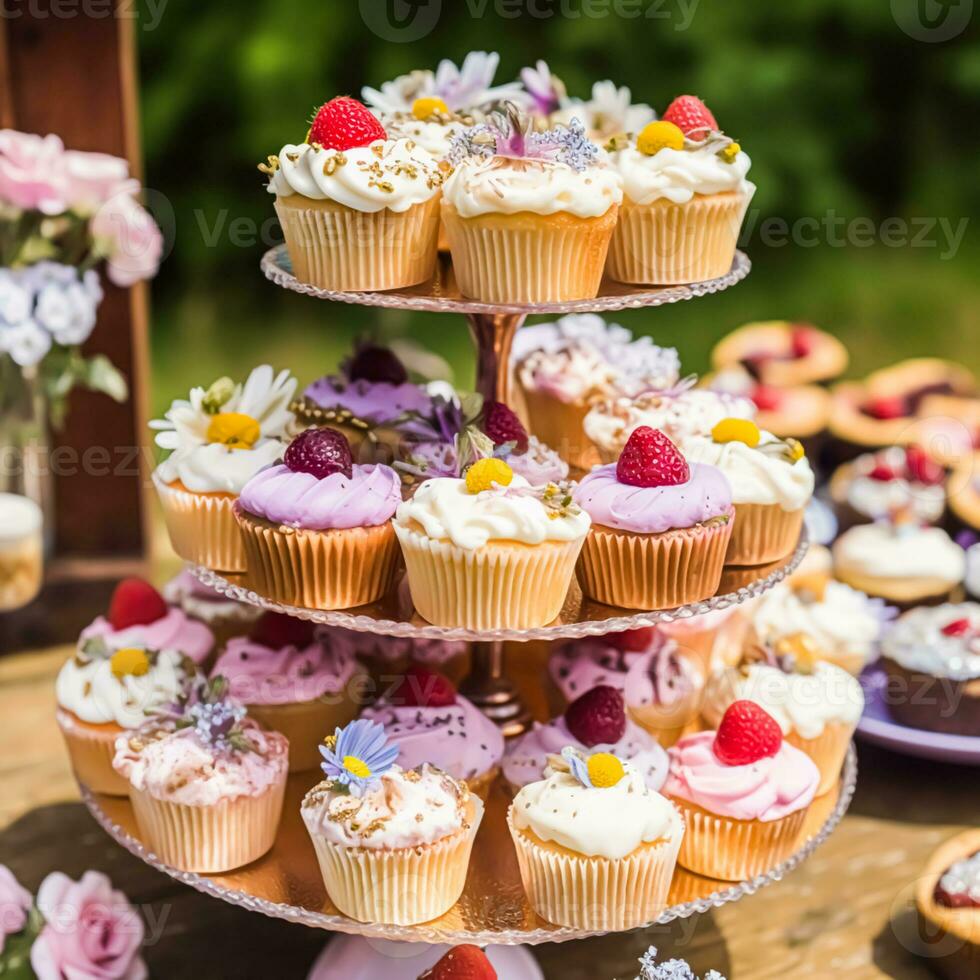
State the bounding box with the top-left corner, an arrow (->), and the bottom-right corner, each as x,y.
79,608 -> 214,666
238,462 -> 401,530
549,636 -> 649,701
665,731 -> 818,822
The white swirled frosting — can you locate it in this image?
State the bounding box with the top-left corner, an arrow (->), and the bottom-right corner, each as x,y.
881,603 -> 980,681
832,524 -> 965,584
156,440 -> 285,495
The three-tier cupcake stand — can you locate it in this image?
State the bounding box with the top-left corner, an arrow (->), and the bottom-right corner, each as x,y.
80,246 -> 857,945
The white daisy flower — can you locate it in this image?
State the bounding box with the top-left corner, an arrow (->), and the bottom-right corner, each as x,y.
554,80 -> 655,139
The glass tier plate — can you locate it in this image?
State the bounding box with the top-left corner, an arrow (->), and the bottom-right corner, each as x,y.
80,743 -> 855,946
260,244 -> 751,314
189,531 -> 806,643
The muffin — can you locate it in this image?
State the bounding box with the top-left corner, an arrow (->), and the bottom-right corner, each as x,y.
679,419 -> 814,565
301,719 -> 483,925
503,684 -> 668,794
235,428 -> 402,610
151,365 -> 297,573
360,666 -> 504,799
508,748 -> 683,930
393,461 -> 590,629
112,679 -> 288,872
266,97 -> 444,292
210,612 -> 366,772
163,570 -> 262,649
879,603 -> 980,736
665,700 -> 819,880
604,96 -> 754,285
573,427 -> 735,609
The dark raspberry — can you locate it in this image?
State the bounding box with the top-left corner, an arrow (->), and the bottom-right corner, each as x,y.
564,685 -> 627,748
483,401 -> 529,453
283,427 -> 353,479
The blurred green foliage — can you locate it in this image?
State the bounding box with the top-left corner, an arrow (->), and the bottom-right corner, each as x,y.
139,0 -> 980,413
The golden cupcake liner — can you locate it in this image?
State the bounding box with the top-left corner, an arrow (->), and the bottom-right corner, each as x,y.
628,695 -> 705,749
394,523 -> 584,629
606,191 -> 752,286
576,518 -> 733,610
305,797 -> 484,925
786,722 -> 852,797
153,473 -> 245,574
726,502 -> 804,566
670,796 -> 807,881
56,709 -> 129,796
129,778 -> 286,873
235,508 -> 400,610
275,194 -> 440,292
507,810 -> 682,930
519,386 -> 602,472
442,204 -> 618,304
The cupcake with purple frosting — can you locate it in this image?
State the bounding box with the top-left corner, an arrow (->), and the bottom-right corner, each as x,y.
235,427 -> 402,610
573,426 -> 734,609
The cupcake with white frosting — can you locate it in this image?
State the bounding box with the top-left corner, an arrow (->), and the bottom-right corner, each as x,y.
151,365 -> 296,573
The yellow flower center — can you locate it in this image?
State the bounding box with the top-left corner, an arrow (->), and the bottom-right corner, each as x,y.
110,647 -> 150,679
775,632 -> 821,673
206,412 -> 261,450
586,753 -> 626,789
711,417 -> 761,448
636,120 -> 685,156
412,96 -> 449,120
465,458 -> 514,495
720,142 -> 741,163
343,755 -> 371,779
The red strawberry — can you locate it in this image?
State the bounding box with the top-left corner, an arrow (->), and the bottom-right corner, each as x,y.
483,401 -> 529,453
250,611 -> 315,650
662,95 -> 718,141
108,578 -> 168,631
284,427 -> 353,479
941,618 -> 972,637
865,395 -> 908,421
419,945 -> 497,980
867,463 -> 896,482
309,97 -> 386,151
564,685 -> 627,748
713,700 -> 783,766
751,384 -> 783,412
347,343 -> 408,385
616,426 -> 690,488
607,627 -> 657,652
905,445 -> 944,486
388,666 -> 457,708
789,324 -> 817,359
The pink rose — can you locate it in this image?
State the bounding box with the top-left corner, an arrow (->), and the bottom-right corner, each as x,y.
30,871 -> 146,980
62,151 -> 132,213
0,130 -> 68,214
90,191 -> 163,286
0,864 -> 32,955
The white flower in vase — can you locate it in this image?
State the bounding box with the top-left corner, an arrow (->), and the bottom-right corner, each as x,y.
1,318 -> 52,368
0,270 -> 32,325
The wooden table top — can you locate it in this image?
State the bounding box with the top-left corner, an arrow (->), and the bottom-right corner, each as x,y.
3,645 -> 977,979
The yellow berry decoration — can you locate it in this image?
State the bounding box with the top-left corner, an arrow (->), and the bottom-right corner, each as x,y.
412,97 -> 449,120
110,647 -> 150,679
465,458 -> 513,494
587,752 -> 626,788
720,141 -> 741,163
206,412 -> 261,450
636,120 -> 685,156
711,417 -> 761,448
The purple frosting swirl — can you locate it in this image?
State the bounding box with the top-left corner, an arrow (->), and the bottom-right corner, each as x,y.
573,462 -> 733,533
304,376 -> 431,424
238,463 -> 402,530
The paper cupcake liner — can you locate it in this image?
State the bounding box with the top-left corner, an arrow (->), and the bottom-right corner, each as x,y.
305,797 -> 484,925
129,778 -> 286,873
628,695 -> 705,749
786,723 -> 852,797
394,523 -> 584,629
235,507 -> 400,610
442,204 -> 617,304
576,517 -> 733,610
153,473 -> 244,573
726,502 -> 804,566
670,797 -> 807,881
275,194 -> 440,292
519,386 -> 601,471
507,809 -> 682,930
606,191 -> 752,286
56,709 -> 129,796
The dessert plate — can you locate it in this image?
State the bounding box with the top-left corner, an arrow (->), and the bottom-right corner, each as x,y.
856,664 -> 980,765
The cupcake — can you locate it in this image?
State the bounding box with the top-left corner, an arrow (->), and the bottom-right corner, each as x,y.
573,426 -> 735,609
548,629 -> 652,708
949,459 -> 980,539
665,700 -> 819,880
112,677 -> 288,872
210,612 -> 366,772
679,419 -> 814,565
832,519 -> 965,606
604,96 -> 754,286
508,747 -> 683,930
503,684 -> 668,794
914,394 -> 980,469
548,77 -> 655,141
879,603 -> 980,737
301,719 -> 483,925
442,105 -> 622,303
162,570 -> 261,648
360,666 -> 504,799
265,97 -> 444,292
235,428 -> 402,611
393,460 -> 590,629
151,365 -> 297,573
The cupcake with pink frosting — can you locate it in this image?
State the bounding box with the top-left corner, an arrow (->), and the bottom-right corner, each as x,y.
210,612 -> 367,772
548,628 -> 653,707
573,426 -> 734,609
163,569 -> 262,648
360,666 -> 504,799
235,427 -> 402,610
665,700 -> 819,881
